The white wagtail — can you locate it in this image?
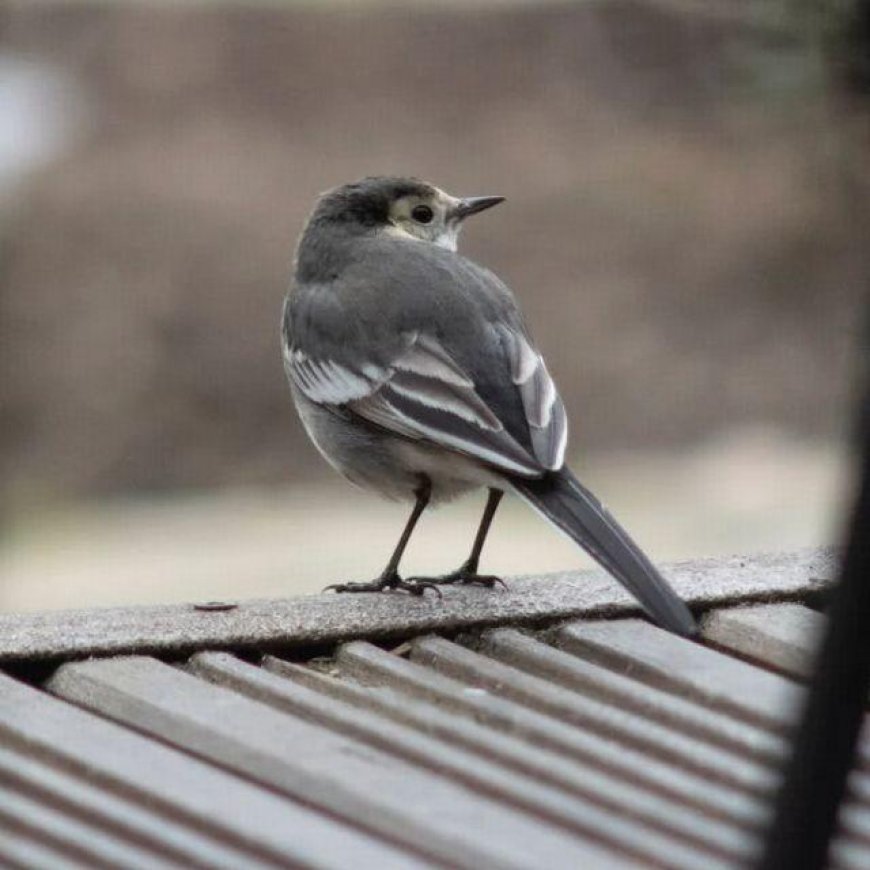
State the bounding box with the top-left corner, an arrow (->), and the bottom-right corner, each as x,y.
282,176 -> 696,636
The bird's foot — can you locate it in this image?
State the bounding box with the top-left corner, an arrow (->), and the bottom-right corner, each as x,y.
325,570 -> 442,599
408,561 -> 508,590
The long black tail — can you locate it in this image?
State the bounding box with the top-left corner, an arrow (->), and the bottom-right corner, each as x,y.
513,467 -> 697,637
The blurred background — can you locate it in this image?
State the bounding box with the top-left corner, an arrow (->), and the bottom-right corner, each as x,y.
1,0 -> 868,612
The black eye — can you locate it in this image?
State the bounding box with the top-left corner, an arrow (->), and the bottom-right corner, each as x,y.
411,205 -> 434,224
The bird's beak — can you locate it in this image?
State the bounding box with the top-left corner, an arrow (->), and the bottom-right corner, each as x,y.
453,196 -> 505,220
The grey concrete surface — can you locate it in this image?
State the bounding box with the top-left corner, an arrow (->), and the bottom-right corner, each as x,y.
0,548 -> 837,662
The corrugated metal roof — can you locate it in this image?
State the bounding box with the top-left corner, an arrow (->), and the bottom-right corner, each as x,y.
1,548 -> 864,869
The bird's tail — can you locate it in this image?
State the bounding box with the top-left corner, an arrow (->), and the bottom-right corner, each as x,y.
512,467 -> 697,637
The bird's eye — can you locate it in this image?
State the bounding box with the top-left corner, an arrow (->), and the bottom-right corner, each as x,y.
411,205 -> 434,224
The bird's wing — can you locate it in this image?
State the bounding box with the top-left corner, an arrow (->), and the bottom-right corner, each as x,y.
284,325 -> 548,478
493,323 -> 568,472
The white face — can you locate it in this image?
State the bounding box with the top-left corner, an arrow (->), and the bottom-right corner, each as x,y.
386,188 -> 463,251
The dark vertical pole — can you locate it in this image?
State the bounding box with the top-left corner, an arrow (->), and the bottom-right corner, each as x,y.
759,343 -> 870,868
758,3 -> 870,861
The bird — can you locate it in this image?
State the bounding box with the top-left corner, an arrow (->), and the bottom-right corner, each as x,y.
281,176 -> 697,637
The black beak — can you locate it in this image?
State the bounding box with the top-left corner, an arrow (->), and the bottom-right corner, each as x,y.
453,196 -> 505,220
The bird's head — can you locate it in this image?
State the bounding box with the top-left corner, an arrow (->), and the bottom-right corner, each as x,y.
310,176 -> 504,252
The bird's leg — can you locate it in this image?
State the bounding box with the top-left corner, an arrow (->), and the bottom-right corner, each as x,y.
325,477 -> 441,597
410,488 -> 507,589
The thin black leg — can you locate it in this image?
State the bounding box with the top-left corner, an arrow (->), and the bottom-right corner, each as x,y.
382,477 -> 431,577
464,488 -> 504,574
409,488 -> 507,589
326,477 -> 440,597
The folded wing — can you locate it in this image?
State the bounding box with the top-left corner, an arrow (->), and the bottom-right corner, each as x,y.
284,330 -> 556,478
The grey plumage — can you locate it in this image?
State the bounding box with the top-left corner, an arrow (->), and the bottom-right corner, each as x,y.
282,176 -> 696,637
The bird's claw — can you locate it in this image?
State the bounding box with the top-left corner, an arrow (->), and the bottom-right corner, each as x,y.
324,575 -> 442,599
468,574 -> 508,590
394,578 -> 443,599
408,569 -> 508,590
430,562 -> 508,590
324,562 -> 504,597
324,581 -> 379,594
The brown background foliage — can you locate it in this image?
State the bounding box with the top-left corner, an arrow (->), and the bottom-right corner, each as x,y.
0,1 -> 866,501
